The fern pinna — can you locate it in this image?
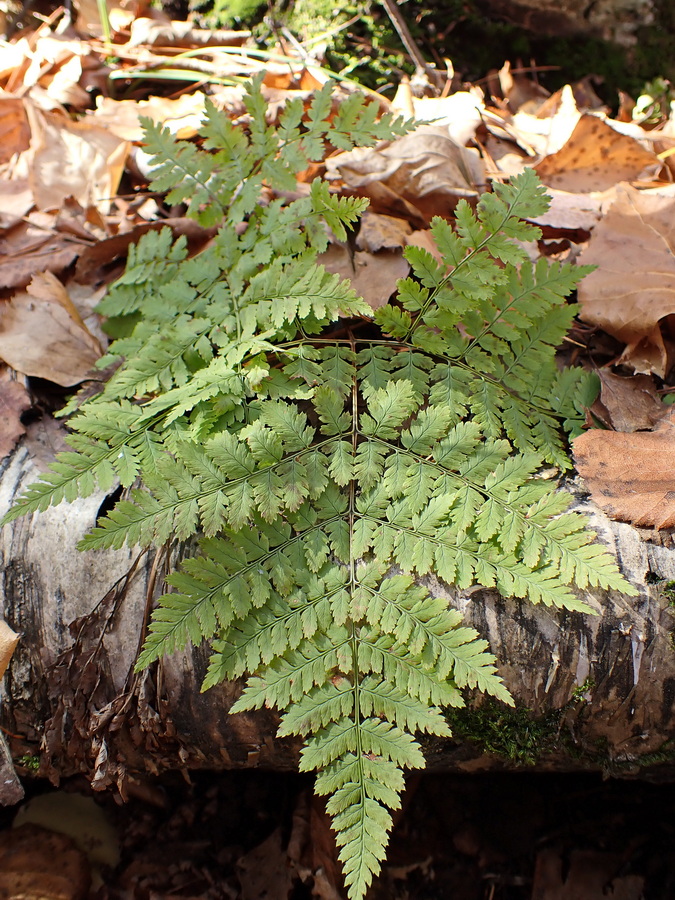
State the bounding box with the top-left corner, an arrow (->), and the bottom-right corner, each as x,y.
4,77 -> 633,898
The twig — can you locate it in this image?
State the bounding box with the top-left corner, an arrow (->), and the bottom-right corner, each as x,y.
378,0 -> 441,89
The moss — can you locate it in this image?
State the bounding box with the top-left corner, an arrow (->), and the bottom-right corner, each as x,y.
15,754 -> 40,772
187,0 -> 675,103
448,679 -> 597,766
449,688 -> 675,775
447,699 -> 565,765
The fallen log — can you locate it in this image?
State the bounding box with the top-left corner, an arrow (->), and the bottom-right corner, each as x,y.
1,418 -> 674,802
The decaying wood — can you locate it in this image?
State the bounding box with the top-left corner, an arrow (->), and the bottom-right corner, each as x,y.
1,419 -> 674,802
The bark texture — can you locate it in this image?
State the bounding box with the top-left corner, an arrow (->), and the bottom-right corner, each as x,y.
1,420 -> 674,802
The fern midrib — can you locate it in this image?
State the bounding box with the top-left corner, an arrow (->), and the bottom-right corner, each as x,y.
213,581 -> 349,672
272,336 -> 573,428
402,186 -> 528,342
156,116 -> 330,226
358,581 -> 464,675
10,414 -> 165,515
498,316 -> 568,385
462,265 -> 573,361
359,435 -> 593,586
101,434 -> 342,539
362,436 -> 564,563
358,510 -> 492,567
347,343 -> 366,835
155,147 -> 227,216
106,320 -> 214,400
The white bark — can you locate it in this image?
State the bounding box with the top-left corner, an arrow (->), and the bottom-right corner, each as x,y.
0,421 -> 673,801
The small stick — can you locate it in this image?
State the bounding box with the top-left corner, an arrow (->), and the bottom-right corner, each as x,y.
378,0 -> 441,89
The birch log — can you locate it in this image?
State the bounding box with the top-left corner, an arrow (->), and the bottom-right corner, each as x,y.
1,419 -> 674,802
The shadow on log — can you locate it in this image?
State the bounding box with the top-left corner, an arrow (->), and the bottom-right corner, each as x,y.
1,419 -> 674,802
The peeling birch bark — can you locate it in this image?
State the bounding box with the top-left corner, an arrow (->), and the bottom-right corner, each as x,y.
1,421 -> 674,802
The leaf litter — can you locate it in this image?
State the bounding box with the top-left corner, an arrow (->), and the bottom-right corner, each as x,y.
3,1 -> 675,891
0,1 -> 673,519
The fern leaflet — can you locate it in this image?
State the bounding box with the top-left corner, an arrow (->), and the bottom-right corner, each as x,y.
2,79 -> 636,900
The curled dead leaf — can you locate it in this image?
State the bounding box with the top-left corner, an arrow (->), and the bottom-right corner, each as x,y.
594,371 -> 666,433
0,620 -> 19,681
326,125 -> 485,224
318,244 -> 410,311
577,182 -> 675,376
573,409 -> 675,529
0,370 -> 31,461
0,272 -> 102,386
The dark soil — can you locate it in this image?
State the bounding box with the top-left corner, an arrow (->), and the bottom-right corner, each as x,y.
11,768 -> 671,900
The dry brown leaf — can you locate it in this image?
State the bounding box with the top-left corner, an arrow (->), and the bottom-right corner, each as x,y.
491,84 -> 581,158
0,619 -> 19,680
326,125 -> 484,224
127,17 -> 249,47
577,182 -> 675,376
29,270 -> 88,328
526,186 -> 616,234
0,38 -> 31,89
0,28 -> 97,109
21,34 -> 92,109
89,92 -> 207,141
0,179 -> 34,231
0,370 -> 31,461
535,115 -> 659,192
0,210 -> 89,290
406,229 -> 443,263
0,97 -> 31,164
573,408 -> 675,529
318,244 -> 410,310
356,212 -> 411,252
495,59 -> 550,114
594,371 -> 666,432
22,101 -> 129,213
407,91 -> 486,146
0,273 -> 102,386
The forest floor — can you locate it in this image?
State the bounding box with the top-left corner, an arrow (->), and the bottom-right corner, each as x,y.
3,768 -> 675,899
3,2 -> 675,899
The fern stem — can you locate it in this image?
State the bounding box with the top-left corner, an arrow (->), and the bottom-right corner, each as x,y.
402,185 -> 530,343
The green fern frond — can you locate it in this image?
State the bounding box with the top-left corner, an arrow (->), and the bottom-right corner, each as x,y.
2,78 -> 637,900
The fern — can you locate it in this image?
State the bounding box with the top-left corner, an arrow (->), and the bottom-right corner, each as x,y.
3,77 -> 636,899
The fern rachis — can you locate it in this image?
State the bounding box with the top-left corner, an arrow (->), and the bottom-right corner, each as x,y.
3,77 -> 635,899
